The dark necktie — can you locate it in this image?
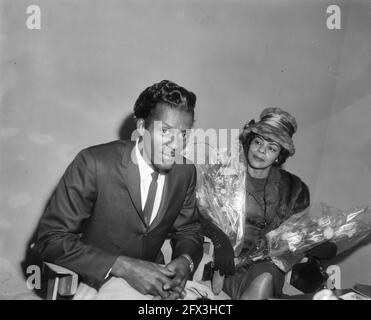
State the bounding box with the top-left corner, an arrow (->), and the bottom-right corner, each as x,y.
143,171 -> 159,226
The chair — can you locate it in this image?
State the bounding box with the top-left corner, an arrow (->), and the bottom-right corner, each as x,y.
43,262 -> 79,300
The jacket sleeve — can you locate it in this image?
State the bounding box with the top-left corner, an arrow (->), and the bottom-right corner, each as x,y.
34,149 -> 118,290
168,165 -> 204,273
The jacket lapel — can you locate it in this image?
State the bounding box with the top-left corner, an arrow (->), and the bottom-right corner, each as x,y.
121,141 -> 145,225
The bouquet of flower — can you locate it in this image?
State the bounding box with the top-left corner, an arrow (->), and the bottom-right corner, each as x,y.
192,141 -> 247,256
240,203 -> 371,272
267,203 -> 371,271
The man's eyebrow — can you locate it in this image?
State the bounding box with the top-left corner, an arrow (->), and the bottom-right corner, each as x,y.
162,121 -> 190,133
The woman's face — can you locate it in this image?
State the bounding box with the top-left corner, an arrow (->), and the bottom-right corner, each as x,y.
247,135 -> 282,170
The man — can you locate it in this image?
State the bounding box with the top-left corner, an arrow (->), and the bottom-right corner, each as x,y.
35,80 -> 204,299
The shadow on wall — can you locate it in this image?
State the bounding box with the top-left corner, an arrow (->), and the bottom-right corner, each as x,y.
20,112 -> 137,299
118,112 -> 137,141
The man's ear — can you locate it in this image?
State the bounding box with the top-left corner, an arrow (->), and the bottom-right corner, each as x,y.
136,118 -> 145,136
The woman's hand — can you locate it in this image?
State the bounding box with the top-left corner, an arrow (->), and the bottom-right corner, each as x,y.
243,223 -> 264,251
213,233 -> 236,277
200,216 -> 236,277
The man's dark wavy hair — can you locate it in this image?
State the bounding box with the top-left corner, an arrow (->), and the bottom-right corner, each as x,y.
240,131 -> 290,167
134,80 -> 196,126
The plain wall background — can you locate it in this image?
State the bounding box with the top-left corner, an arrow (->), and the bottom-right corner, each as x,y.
1,0 -> 370,297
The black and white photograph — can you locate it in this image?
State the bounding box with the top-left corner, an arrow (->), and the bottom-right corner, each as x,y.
1,0 -> 371,307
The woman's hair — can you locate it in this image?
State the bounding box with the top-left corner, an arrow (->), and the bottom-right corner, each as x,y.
133,80 -> 196,127
239,131 -> 290,167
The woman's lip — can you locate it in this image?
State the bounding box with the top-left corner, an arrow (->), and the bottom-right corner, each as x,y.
253,155 -> 265,162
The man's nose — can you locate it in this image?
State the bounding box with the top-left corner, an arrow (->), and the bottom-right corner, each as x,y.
168,134 -> 180,150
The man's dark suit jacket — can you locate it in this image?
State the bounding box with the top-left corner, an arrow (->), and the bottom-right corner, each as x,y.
35,140 -> 203,290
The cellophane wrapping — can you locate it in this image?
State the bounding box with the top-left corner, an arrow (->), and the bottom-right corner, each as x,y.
194,142 -> 247,257
235,203 -> 371,272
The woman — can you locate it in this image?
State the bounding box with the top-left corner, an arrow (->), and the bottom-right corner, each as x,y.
200,107 -> 310,300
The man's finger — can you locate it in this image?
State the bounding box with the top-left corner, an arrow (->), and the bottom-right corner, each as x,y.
155,282 -> 171,300
179,289 -> 187,299
163,276 -> 182,291
179,279 -> 187,294
163,291 -> 180,300
158,265 -> 176,277
166,280 -> 186,298
153,267 -> 177,288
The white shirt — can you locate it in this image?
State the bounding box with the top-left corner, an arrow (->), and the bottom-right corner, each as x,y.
135,140 -> 165,224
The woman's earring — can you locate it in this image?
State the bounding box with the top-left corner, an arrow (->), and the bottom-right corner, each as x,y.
136,119 -> 145,137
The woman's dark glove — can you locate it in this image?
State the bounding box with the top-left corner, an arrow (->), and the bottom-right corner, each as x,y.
200,215 -> 236,277
213,233 -> 236,276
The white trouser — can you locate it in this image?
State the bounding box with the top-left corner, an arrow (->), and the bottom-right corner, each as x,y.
73,276 -> 215,300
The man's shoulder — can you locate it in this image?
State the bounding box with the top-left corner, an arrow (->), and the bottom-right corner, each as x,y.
171,161 -> 197,184
82,140 -> 133,154
77,140 -> 134,164
173,158 -> 196,173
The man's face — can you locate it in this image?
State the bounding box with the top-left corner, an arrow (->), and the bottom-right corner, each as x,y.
139,102 -> 194,172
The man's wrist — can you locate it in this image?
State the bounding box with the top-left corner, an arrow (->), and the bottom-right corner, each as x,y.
111,256 -> 132,278
179,254 -> 194,273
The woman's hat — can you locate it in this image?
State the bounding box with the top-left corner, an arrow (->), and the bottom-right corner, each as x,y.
241,107 -> 298,156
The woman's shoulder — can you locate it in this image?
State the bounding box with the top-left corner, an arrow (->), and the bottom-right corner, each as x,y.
278,168 -> 310,212
277,168 -> 309,193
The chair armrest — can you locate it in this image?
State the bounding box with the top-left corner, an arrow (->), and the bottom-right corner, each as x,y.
43,262 -> 79,299
44,262 -> 78,276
